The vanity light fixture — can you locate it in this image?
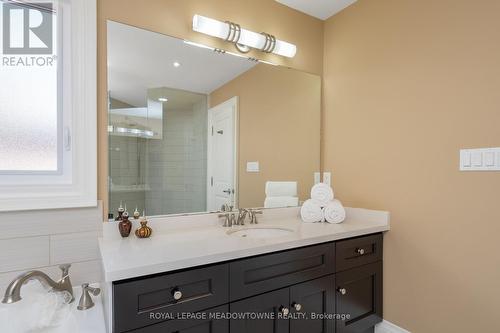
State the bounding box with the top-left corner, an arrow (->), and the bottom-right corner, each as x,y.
108,125 -> 154,138
192,14 -> 297,58
158,97 -> 168,102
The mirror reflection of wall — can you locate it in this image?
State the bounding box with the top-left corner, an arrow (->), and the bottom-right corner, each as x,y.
107,21 -> 320,218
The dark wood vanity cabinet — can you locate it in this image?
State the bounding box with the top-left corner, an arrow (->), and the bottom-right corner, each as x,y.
335,262 -> 382,333
289,275 -> 336,333
229,243 -> 335,301
113,233 -> 383,333
230,275 -> 335,333
230,288 -> 290,333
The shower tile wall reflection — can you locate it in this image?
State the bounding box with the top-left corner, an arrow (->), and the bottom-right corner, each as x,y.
108,90 -> 207,217
145,95 -> 207,215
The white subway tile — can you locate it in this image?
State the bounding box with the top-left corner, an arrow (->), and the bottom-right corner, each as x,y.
50,231 -> 101,265
0,202 -> 103,240
0,236 -> 49,272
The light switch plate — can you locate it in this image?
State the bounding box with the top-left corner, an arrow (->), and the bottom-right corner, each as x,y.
314,172 -> 321,184
246,161 -> 259,173
323,172 -> 331,186
460,148 -> 500,171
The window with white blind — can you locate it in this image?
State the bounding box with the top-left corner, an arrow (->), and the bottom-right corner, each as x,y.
0,0 -> 96,211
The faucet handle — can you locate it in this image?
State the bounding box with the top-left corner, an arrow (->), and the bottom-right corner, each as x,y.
249,209 -> 263,224
237,208 -> 248,226
85,283 -> 101,296
77,283 -> 101,311
218,213 -> 232,227
59,264 -> 71,276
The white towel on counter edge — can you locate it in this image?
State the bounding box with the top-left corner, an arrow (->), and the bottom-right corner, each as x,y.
265,181 -> 298,197
310,183 -> 334,207
264,196 -> 299,208
300,199 -> 324,223
323,199 -> 346,224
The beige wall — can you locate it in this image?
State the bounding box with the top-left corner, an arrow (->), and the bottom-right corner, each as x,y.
210,64 -> 321,207
323,0 -> 500,332
97,0 -> 324,213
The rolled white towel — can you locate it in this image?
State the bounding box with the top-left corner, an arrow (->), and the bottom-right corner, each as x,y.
300,199 -> 324,223
310,183 -> 334,207
264,196 -> 299,208
323,199 -> 346,224
265,181 -> 297,197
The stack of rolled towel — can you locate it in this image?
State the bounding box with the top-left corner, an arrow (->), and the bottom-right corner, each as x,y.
300,183 -> 346,223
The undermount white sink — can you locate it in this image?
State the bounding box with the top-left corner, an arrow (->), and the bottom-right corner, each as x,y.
227,226 -> 294,238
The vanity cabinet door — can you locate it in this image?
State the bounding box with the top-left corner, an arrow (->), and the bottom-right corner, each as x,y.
289,275 -> 335,333
230,288 -> 289,333
129,305 -> 229,333
335,262 -> 382,333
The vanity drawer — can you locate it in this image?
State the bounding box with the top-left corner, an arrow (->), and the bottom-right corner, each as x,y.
229,243 -> 335,301
335,233 -> 382,272
113,264 -> 229,333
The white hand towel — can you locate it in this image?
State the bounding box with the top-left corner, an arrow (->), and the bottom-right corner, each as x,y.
300,199 -> 324,223
310,183 -> 334,207
264,196 -> 299,208
323,199 -> 346,224
265,181 -> 298,197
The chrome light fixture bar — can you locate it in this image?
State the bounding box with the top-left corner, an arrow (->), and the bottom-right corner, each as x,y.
108,125 -> 154,138
192,15 -> 297,58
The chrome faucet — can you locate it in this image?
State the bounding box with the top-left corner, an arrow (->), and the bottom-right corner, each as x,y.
236,208 -> 248,226
220,203 -> 232,212
248,209 -> 263,224
219,208 -> 263,227
218,211 -> 234,227
2,264 -> 74,304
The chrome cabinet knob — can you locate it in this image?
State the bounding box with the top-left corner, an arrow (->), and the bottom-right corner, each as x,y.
356,248 -> 365,255
292,302 -> 302,311
172,289 -> 183,301
338,288 -> 347,295
280,306 -> 289,316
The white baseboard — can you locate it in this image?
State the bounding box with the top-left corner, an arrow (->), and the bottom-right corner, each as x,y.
375,320 -> 411,333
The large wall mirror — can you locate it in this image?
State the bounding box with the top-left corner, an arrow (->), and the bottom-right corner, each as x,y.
107,21 -> 320,217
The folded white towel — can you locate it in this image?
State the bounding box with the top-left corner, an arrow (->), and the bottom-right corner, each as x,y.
323,199 -> 346,224
300,199 -> 324,223
265,181 -> 297,197
264,196 -> 299,208
310,183 -> 334,207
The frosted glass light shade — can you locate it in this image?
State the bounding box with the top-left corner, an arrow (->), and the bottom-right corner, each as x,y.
192,15 -> 297,58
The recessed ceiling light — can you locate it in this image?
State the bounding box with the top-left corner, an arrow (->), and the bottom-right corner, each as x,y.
173,62 -> 181,67
158,97 -> 168,102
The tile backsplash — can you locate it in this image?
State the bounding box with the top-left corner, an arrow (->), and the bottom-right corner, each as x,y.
0,203 -> 103,292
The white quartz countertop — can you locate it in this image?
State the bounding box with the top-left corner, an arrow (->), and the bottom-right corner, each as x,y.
99,207 -> 390,282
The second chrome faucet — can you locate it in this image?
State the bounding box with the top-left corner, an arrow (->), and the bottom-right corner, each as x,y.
218,208 -> 262,227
